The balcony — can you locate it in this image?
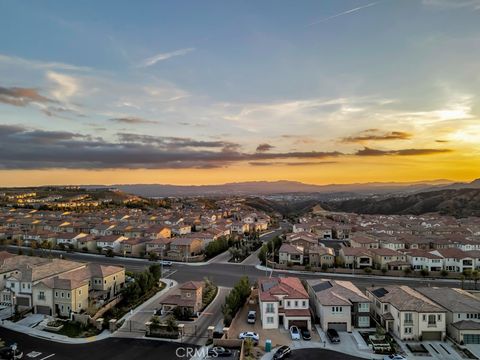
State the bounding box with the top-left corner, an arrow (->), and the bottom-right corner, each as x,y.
427,322 -> 437,328
404,320 -> 413,326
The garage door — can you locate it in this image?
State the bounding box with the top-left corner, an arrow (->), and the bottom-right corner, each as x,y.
16,296 -> 30,307
464,334 -> 480,344
36,305 -> 51,315
289,320 -> 308,329
422,331 -> 442,341
328,322 -> 348,332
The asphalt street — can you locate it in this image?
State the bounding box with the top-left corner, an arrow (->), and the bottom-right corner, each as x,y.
0,327 -> 193,360
289,348 -> 364,360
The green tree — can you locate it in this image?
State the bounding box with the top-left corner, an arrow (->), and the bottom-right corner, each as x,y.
363,267 -> 372,275
440,269 -> 449,278
403,267 -> 412,276
381,267 -> 388,275
420,268 -> 429,278
149,264 -> 162,283
148,252 -> 159,262
105,249 -> 114,257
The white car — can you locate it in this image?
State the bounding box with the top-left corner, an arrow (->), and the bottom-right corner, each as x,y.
384,355 -> 407,360
289,326 -> 301,340
239,332 -> 260,343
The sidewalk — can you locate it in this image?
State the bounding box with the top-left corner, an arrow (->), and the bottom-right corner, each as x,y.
255,265 -> 463,284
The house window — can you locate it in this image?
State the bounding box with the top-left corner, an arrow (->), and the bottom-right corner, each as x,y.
384,304 -> 388,312
186,292 -> 191,298
67,293 -> 70,298
78,303 -> 82,309
266,303 -> 275,313
437,314 -> 441,321
294,301 -> 298,307
423,314 -> 426,321
302,301 -> 306,307
332,306 -> 343,313
79,290 -> 81,295
404,313 -> 413,324
38,291 -> 45,301
287,301 -> 291,307
267,317 -> 274,324
22,284 -> 25,289
405,327 -> 412,334
428,315 -> 436,326
61,292 -> 64,298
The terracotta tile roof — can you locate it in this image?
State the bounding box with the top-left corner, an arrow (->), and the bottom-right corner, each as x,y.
258,277 -> 308,302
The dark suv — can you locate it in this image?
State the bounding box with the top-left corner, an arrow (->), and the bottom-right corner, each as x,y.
273,346 -> 291,360
326,329 -> 340,343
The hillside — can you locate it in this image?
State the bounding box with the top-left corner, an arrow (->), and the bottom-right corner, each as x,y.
92,179 -> 463,197
322,188 -> 480,218
245,197 -> 318,218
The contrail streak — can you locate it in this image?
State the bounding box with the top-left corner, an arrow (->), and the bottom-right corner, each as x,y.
306,1 -> 380,26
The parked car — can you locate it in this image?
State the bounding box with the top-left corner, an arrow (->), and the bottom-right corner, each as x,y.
383,355 -> 407,360
289,326 -> 301,340
159,260 -> 173,267
0,345 -> 23,360
208,347 -> 232,357
273,346 -> 291,360
326,328 -> 340,343
239,332 -> 259,343
247,310 -> 256,324
301,328 -> 311,340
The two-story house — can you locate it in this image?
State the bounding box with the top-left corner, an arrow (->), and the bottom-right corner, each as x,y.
417,287 -> 480,344
367,285 -> 446,341
160,281 -> 204,314
307,279 -> 371,332
258,277 -> 311,330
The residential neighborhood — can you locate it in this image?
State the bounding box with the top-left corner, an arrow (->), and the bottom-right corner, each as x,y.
0,189 -> 480,360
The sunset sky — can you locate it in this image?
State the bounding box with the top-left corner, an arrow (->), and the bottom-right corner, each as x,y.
0,0 -> 479,187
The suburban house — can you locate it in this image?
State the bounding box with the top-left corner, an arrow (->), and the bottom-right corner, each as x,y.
121,237 -> 148,257
308,245 -> 335,268
159,281 -> 204,314
339,246 -> 373,269
167,237 -> 203,260
96,235 -> 129,253
278,244 -> 304,266
370,248 -> 407,269
257,277 -> 311,330
145,237 -> 172,255
349,234 -> 379,249
403,249 -> 444,271
306,279 -> 371,332
76,234 -> 98,252
417,287 -> 480,344
367,285 -> 446,341
0,254 -> 125,317
145,225 -> 172,239
286,232 -> 318,250
430,248 -> 476,273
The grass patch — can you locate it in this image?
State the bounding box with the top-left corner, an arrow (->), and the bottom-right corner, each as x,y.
46,321 -> 100,338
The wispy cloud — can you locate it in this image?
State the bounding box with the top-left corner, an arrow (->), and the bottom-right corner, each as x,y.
341,129 -> 412,143
422,0 -> 480,10
355,147 -> 453,156
307,1 -> 380,26
138,48 -> 195,67
109,116 -> 158,125
0,54 -> 91,72
0,86 -> 55,107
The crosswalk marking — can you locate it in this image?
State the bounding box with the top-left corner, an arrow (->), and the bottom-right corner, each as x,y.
39,354 -> 55,360
27,351 -> 42,358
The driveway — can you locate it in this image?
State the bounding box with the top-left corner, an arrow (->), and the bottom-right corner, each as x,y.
181,286 -> 230,345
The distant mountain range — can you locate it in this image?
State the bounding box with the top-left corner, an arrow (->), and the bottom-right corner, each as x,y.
85,178 -> 480,197
322,187 -> 480,218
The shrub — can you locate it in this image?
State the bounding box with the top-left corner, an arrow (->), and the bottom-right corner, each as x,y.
363,267 -> 372,274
